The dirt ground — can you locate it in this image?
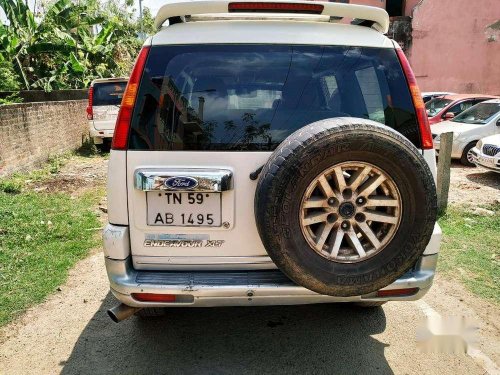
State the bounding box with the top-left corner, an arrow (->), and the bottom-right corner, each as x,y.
448,162 -> 499,206
0,155 -> 499,375
31,155 -> 108,196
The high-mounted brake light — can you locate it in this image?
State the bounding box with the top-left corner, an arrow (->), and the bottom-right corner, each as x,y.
86,87 -> 93,120
396,48 -> 433,150
111,46 -> 150,150
228,2 -> 324,14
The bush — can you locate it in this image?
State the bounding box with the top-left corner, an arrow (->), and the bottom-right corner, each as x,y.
0,61 -> 20,91
0,179 -> 22,194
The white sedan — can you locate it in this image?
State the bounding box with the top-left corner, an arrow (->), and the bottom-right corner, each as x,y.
470,134 -> 500,172
432,99 -> 500,166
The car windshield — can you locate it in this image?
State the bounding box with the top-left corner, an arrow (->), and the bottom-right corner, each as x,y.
452,102 -> 500,124
425,98 -> 452,116
129,44 -> 419,151
92,81 -> 127,106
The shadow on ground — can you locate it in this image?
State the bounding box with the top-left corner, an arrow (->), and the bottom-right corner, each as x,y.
61,293 -> 392,375
465,171 -> 500,190
450,161 -> 500,190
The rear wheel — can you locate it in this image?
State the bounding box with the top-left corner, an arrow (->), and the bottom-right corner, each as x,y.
460,142 -> 477,167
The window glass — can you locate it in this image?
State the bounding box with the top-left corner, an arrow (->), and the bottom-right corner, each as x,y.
92,82 -> 127,106
129,45 -> 419,151
386,0 -> 404,16
355,67 -> 384,122
425,98 -> 452,116
447,100 -> 475,116
453,102 -> 500,124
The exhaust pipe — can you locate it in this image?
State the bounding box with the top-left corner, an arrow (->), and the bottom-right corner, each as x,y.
107,303 -> 142,323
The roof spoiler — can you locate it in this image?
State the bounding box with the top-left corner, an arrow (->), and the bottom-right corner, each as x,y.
154,0 -> 390,33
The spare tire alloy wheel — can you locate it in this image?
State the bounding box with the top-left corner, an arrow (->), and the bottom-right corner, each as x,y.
255,118 -> 437,297
300,162 -> 401,263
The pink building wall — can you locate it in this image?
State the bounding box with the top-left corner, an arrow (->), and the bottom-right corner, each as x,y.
410,0 -> 499,95
350,0 -> 386,7
349,0 -> 500,95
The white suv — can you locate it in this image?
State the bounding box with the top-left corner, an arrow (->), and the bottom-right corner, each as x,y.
103,0 -> 442,322
87,77 -> 128,146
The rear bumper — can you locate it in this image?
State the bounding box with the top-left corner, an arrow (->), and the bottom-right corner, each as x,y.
105,253 -> 438,307
89,122 -> 114,139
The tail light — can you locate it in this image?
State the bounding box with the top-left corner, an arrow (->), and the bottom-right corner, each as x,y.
228,2 -> 324,14
132,293 -> 177,302
396,48 -> 433,150
111,46 -> 150,150
86,87 -> 93,120
376,287 -> 419,297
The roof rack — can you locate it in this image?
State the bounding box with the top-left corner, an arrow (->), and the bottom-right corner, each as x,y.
154,0 -> 390,33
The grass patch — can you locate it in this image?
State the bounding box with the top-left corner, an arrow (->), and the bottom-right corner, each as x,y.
0,153 -> 72,195
438,204 -> 500,304
0,154 -> 105,327
76,137 -> 101,157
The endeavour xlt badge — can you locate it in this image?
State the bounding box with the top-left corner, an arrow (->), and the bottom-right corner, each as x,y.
164,176 -> 198,190
143,234 -> 225,248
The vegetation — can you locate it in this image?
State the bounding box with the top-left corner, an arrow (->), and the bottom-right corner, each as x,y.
0,154 -> 104,326
438,204 -> 500,304
0,0 -> 154,92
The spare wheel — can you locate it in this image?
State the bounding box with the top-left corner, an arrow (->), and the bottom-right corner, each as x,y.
254,117 -> 437,297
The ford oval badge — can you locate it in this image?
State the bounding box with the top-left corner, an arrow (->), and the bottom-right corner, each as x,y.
164,176 -> 199,190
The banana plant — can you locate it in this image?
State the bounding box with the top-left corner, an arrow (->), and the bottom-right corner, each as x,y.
0,0 -> 154,92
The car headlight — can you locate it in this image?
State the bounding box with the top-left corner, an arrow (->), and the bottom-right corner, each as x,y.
476,139 -> 483,149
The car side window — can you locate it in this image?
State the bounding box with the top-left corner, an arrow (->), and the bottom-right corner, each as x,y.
447,100 -> 474,115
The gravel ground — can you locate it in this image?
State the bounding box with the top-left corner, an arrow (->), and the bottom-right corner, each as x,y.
0,156 -> 498,375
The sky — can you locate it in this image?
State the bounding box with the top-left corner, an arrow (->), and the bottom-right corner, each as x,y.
141,0 -> 169,16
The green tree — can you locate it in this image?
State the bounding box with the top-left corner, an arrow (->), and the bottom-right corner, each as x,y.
0,0 -> 154,92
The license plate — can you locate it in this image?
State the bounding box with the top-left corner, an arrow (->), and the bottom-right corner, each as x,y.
147,192 -> 221,226
478,156 -> 495,167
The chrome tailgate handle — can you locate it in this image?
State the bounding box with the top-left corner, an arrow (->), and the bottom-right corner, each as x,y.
134,168 -> 233,192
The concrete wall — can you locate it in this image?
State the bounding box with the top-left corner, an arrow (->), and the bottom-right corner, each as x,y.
351,0 -> 386,8
0,100 -> 88,176
410,0 -> 500,94
0,89 -> 87,103
352,0 -> 418,16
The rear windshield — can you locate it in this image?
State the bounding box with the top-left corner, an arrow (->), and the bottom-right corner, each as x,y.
425,98 -> 452,117
92,82 -> 127,106
129,45 -> 420,151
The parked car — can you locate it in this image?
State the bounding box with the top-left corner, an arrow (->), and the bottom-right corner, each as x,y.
87,77 -> 128,146
432,99 -> 500,166
471,134 -> 500,172
103,0 -> 441,322
422,92 -> 455,103
426,94 -> 497,125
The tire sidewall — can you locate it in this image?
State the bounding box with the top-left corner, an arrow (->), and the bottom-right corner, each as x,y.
256,119 -> 437,296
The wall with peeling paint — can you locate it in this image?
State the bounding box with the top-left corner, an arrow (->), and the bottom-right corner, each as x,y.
349,0 -> 500,95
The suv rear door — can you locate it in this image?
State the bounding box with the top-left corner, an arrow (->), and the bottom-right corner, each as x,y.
124,44 -> 421,270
